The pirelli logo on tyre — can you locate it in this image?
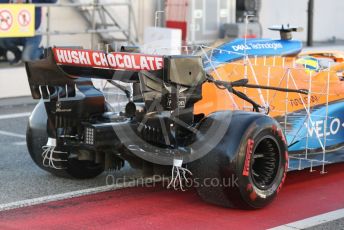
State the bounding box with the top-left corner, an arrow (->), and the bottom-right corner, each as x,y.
53,48 -> 164,72
243,139 -> 254,176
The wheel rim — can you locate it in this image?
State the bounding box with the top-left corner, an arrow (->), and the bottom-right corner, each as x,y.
250,136 -> 280,190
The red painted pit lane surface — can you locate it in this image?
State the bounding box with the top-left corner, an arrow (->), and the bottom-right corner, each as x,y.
0,164 -> 344,230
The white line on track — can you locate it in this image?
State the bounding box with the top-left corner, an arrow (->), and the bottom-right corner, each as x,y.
270,208 -> 344,229
13,141 -> 27,146
0,112 -> 31,120
0,130 -> 26,139
0,177 -> 162,212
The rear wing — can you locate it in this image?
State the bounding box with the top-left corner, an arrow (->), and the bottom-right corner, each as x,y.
53,48 -> 164,71
26,47 -> 206,99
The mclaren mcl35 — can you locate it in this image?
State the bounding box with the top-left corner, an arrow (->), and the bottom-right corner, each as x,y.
25,26 -> 344,209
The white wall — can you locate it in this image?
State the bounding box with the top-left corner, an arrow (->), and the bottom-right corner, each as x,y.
41,0 -> 93,49
25,0 -> 344,48
260,0 -> 344,42
313,1 -> 344,41
136,0 -> 157,42
4,0 -> 344,99
39,0 -> 158,49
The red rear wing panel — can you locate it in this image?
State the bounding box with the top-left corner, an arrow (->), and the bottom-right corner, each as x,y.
53,48 -> 164,71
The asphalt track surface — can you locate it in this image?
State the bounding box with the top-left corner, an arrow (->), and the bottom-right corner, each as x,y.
0,98 -> 344,229
0,164 -> 343,229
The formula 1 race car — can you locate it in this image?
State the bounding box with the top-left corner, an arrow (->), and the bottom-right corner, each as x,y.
25,26 -> 344,209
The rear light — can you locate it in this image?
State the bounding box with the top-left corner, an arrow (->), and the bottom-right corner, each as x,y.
84,127 -> 95,145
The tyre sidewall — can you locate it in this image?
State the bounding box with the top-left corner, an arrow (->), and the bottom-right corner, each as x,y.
235,116 -> 288,209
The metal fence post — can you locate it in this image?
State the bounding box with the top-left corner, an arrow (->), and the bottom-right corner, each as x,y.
307,0 -> 314,47
46,6 -> 51,47
91,0 -> 97,49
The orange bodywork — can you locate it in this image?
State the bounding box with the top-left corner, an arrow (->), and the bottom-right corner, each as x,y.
194,54 -> 344,117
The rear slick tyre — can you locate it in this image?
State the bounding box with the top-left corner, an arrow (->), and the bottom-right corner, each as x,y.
190,111 -> 288,209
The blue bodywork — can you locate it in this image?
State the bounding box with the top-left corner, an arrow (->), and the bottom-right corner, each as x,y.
204,38 -> 344,169
278,100 -> 344,170
203,38 -> 302,69
287,101 -> 344,153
